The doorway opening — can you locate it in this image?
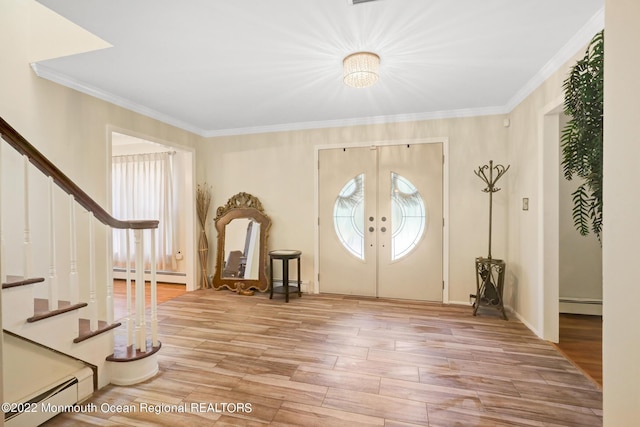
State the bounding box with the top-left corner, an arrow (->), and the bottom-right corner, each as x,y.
108,130 -> 196,295
541,104 -> 602,387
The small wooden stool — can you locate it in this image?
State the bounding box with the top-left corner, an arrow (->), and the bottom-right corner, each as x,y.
269,250 -> 301,303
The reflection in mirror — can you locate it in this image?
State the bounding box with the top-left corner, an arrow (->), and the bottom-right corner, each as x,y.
222,218 -> 261,280
212,192 -> 271,292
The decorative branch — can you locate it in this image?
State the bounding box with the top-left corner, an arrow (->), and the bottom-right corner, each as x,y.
196,183 -> 212,288
196,183 -> 212,228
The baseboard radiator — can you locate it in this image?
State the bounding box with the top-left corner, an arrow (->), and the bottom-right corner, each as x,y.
5,369 -> 93,427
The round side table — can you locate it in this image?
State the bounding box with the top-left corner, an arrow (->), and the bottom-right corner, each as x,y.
269,250 -> 302,303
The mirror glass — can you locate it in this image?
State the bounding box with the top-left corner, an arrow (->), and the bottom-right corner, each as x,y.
222,218 -> 261,280
211,192 -> 271,292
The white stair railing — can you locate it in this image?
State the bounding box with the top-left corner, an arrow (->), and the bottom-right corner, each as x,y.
1,116 -> 161,372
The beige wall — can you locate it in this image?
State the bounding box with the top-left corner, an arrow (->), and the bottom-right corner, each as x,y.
506,46 -> 589,336
200,116 -> 509,304
603,0 -> 640,424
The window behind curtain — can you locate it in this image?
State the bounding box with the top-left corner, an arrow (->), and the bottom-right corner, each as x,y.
112,152 -> 177,272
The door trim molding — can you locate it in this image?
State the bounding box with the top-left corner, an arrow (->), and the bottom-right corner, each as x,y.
313,137 -> 450,303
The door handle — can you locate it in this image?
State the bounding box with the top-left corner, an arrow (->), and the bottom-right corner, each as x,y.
380,226 -> 387,232
369,226 -> 375,232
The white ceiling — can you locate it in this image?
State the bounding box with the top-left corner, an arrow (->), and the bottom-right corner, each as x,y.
35,0 -> 604,137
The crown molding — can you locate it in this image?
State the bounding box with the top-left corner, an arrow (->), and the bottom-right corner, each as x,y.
30,63 -> 206,136
202,106 -> 509,138
504,7 -> 604,112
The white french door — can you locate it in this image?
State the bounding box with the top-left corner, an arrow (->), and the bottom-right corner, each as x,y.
318,143 -> 443,301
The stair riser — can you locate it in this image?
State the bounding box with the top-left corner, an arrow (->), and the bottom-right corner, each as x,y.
68,333 -> 116,389
3,292 -> 117,388
2,286 -> 35,327
4,310 -> 79,342
107,354 -> 159,386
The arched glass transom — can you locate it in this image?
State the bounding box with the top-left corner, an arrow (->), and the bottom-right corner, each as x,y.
333,174 -> 365,260
391,172 -> 426,260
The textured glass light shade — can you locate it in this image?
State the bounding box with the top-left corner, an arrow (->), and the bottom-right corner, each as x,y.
343,52 -> 380,88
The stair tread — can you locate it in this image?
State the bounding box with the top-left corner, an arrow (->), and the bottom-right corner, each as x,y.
106,336 -> 161,362
27,299 -> 88,323
2,276 -> 45,289
74,318 -> 122,343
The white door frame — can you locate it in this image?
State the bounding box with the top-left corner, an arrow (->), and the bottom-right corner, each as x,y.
314,137 -> 450,303
538,96 -> 563,342
106,126 -> 197,292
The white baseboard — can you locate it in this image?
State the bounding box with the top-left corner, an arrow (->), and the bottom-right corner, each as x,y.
559,298 -> 602,316
112,269 -> 186,285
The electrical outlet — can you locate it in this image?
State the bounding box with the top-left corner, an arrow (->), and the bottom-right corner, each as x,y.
522,198 -> 529,211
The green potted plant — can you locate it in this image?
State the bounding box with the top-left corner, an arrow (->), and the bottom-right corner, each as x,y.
561,29 -> 604,240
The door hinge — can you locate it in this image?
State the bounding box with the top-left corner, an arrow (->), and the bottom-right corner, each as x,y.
318,217 -> 320,226
443,154 -> 445,164
442,281 -> 445,289
443,217 -> 445,227
318,273 -> 320,282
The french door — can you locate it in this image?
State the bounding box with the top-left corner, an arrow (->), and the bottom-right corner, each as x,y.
318,143 -> 443,301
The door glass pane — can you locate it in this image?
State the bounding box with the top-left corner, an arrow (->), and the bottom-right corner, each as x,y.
333,174 -> 365,260
391,172 -> 426,260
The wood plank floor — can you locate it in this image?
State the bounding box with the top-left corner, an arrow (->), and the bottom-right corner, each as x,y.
555,314 -> 602,388
112,279 -> 187,321
45,291 -> 602,426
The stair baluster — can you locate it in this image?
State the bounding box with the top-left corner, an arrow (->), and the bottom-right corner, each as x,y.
88,212 -> 98,331
134,229 -> 146,352
150,228 -> 158,347
69,195 -> 79,304
48,177 -> 59,311
126,229 -> 133,346
106,231 -> 114,325
23,155 -> 32,279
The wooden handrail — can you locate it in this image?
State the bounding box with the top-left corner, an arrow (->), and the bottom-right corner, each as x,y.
0,117 -> 157,230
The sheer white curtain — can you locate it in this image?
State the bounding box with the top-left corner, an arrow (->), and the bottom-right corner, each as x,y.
112,152 -> 177,272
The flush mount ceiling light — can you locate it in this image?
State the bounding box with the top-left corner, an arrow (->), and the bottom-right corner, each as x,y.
343,52 -> 380,88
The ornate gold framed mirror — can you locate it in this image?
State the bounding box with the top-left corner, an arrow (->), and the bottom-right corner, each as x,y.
212,192 -> 271,292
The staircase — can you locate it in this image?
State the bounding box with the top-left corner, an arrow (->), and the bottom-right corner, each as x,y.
3,329 -> 93,427
0,117 -> 162,424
